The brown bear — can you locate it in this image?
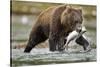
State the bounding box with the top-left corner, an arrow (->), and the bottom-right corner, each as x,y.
24,5 -> 88,53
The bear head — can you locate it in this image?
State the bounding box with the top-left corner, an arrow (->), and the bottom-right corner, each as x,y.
61,6 -> 83,32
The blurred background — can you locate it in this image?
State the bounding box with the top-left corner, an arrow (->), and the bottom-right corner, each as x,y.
11,1 -> 96,66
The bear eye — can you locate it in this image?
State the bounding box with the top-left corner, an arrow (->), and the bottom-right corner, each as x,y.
75,21 -> 78,23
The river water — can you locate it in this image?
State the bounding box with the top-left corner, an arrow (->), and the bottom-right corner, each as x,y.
12,48 -> 96,66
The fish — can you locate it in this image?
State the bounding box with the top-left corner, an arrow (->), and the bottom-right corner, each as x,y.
64,26 -> 87,50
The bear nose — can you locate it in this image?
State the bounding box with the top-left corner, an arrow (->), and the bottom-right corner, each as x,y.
78,29 -> 82,33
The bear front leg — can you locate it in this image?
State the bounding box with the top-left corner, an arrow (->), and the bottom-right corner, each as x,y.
49,33 -> 65,52
49,33 -> 57,52
57,37 -> 65,51
49,22 -> 66,51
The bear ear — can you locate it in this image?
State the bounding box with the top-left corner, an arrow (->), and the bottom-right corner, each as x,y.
66,6 -> 72,13
66,5 -> 72,8
67,8 -> 72,13
77,7 -> 82,14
